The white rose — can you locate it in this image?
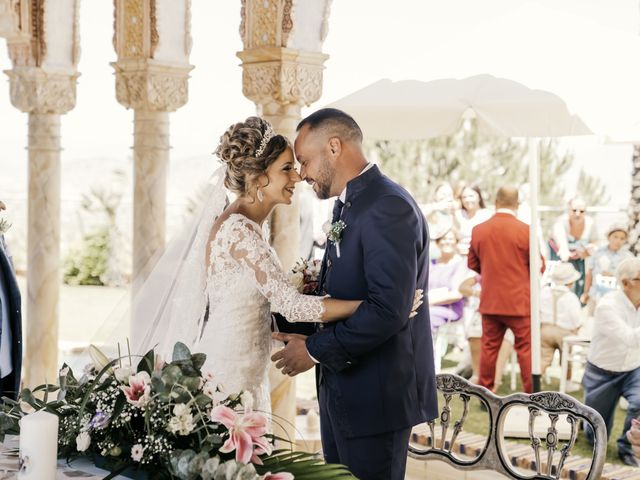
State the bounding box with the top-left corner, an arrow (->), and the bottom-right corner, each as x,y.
322,221 -> 332,236
289,271 -> 304,291
59,366 -> 70,377
167,416 -> 182,434
173,403 -> 190,417
178,414 -> 195,435
75,431 -> 91,452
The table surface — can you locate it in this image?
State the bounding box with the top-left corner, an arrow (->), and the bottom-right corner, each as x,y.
0,437 -> 124,479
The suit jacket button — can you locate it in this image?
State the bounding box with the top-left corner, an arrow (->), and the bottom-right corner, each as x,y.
345,201 -> 352,208
327,259 -> 332,267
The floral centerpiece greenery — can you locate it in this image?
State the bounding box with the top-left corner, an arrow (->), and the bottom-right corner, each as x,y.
0,343 -> 354,480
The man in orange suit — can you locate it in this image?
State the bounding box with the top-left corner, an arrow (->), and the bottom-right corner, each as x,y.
468,186 -> 533,393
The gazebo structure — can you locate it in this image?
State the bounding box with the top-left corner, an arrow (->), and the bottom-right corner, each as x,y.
0,0 -> 332,440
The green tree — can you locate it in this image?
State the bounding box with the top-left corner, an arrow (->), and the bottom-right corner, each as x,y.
371,119 -> 606,238
63,171 -> 126,286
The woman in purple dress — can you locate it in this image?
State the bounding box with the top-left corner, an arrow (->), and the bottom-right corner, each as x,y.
428,229 -> 473,372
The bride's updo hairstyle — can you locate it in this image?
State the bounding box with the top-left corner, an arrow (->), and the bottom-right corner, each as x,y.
214,117 -> 289,197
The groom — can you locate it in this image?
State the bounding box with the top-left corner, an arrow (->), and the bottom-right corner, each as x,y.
272,108 -> 437,480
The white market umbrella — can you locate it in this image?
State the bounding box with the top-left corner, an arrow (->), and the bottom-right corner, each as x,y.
328,74 -> 592,391
327,75 -> 591,140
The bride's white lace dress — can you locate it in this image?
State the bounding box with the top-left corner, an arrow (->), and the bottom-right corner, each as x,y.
195,213 -> 324,414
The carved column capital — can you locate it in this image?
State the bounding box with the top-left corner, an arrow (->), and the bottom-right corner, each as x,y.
238,47 -> 328,109
5,67 -> 78,114
112,59 -> 193,112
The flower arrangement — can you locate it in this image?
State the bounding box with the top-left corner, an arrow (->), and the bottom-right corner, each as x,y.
323,221 -> 346,245
0,343 -> 354,480
322,220 -> 347,258
0,218 -> 11,235
289,259 -> 322,295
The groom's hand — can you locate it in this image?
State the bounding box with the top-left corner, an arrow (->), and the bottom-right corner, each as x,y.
271,333 -> 314,376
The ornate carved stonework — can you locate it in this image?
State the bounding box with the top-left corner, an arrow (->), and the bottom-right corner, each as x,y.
113,60 -> 192,112
280,0 -> 293,45
0,0 -> 20,38
5,0 -> 80,68
123,0 -> 144,56
6,67 -> 78,114
31,0 -> 45,65
238,48 -> 328,107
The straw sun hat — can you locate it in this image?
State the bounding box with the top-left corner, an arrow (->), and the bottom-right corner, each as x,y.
551,262 -> 581,285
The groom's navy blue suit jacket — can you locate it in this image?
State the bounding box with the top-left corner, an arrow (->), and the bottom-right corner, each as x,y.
303,165 -> 437,438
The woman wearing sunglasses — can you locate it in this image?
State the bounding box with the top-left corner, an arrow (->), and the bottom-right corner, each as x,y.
550,197 -> 599,301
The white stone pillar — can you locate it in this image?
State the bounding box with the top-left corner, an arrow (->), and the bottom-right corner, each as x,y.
239,0 -> 332,445
112,0 -> 193,297
132,110 -> 170,282
3,0 -> 80,387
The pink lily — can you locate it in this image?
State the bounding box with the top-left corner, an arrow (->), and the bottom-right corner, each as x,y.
262,473 -> 294,480
120,371 -> 151,407
210,405 -> 272,464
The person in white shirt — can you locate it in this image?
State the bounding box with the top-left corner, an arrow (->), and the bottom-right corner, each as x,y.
539,262 -> 582,377
582,257 -> 640,467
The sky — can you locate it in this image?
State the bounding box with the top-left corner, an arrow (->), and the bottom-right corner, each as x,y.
1,0 -> 639,209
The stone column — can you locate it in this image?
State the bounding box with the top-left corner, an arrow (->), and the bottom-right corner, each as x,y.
3,0 -> 80,387
238,0 -> 332,445
112,1 -> 193,303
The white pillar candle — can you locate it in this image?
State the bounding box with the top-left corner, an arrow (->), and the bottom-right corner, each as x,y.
18,410 -> 59,479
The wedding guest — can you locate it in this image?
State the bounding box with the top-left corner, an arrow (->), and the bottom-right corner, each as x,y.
550,197 -> 598,300
582,223 -> 633,309
460,273 -> 515,390
455,185 -> 492,255
0,201 -> 22,399
422,182 -> 458,260
468,186 -> 534,393
428,229 -> 471,372
582,257 -> 640,467
539,262 -> 582,381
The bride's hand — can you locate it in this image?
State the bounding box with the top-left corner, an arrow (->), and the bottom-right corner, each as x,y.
409,289 -> 424,318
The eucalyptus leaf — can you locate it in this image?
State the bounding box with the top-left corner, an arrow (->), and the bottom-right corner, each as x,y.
190,353 -> 206,370
172,342 -> 191,362
181,376 -> 201,393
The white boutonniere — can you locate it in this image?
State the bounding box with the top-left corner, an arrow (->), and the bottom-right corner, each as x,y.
322,220 -> 347,258
0,218 -> 11,235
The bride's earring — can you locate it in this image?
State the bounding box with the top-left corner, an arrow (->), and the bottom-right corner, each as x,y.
256,188 -> 264,203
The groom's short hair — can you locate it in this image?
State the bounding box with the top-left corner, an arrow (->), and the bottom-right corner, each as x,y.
297,108 -> 363,143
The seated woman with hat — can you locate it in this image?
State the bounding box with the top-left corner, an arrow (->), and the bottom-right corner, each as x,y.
539,262 -> 583,378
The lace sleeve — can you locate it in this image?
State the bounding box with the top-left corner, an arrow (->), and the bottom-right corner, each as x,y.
227,217 -> 325,322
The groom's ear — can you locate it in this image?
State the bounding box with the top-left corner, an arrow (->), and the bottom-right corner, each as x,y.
328,137 -> 341,158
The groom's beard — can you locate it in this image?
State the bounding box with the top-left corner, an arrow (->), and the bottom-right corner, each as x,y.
313,155 -> 335,200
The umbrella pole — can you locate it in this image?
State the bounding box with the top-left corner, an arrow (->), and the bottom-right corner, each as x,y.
529,138 -> 542,392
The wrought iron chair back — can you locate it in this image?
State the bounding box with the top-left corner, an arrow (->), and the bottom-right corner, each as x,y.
409,374 -> 607,480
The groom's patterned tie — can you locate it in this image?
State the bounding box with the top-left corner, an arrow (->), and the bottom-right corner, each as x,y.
331,198 -> 344,223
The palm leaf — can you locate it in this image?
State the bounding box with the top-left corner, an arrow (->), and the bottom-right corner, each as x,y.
256,450 -> 356,479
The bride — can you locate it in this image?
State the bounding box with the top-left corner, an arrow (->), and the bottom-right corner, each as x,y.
132,117 -> 361,415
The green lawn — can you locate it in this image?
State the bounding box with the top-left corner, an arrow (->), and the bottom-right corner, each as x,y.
439,372 -> 628,467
